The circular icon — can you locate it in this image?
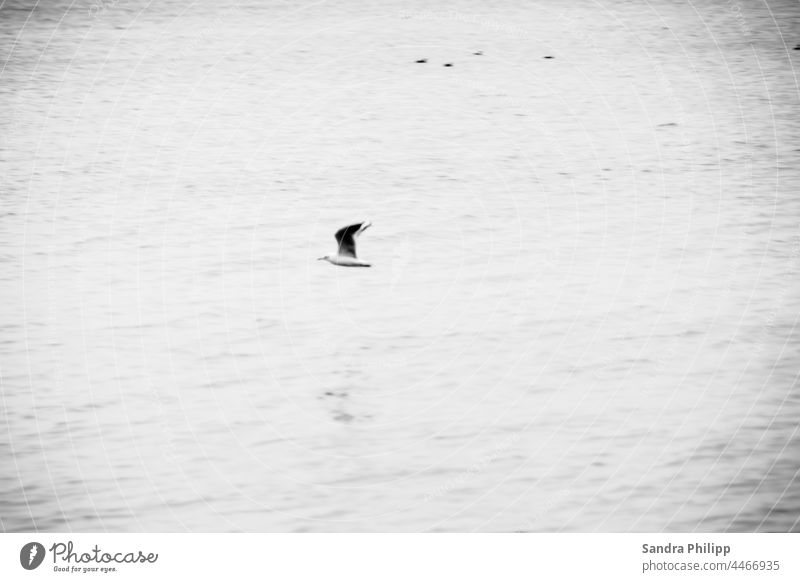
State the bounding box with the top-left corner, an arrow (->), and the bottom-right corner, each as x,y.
20,542 -> 46,570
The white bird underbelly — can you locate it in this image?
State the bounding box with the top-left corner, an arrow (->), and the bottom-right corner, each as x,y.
325,255 -> 371,267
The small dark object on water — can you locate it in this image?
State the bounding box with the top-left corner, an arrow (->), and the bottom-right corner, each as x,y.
444,63 -> 453,67
415,58 -> 427,63
794,44 -> 800,50
544,55 -> 554,59
473,51 -> 483,56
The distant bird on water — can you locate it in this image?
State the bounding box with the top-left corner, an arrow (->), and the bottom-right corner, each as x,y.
318,221 -> 372,267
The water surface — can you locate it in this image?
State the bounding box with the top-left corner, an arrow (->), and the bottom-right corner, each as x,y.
1,0 -> 798,532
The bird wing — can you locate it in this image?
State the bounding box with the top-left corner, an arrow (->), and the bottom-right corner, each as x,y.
334,221 -> 371,258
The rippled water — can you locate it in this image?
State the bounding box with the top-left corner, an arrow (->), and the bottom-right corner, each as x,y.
1,0 -> 798,532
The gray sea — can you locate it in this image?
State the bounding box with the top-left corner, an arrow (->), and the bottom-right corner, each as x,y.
1,0 -> 798,532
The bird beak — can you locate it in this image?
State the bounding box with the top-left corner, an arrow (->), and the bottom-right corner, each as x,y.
317,257 -> 325,261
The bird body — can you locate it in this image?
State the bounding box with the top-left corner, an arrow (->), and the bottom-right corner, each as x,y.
318,221 -> 372,267
323,255 -> 371,267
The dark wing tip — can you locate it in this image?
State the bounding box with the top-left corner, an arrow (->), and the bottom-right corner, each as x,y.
333,221 -> 370,259
334,221 -> 370,242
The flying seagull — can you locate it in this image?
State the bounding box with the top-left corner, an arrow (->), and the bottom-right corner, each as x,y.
318,221 -> 372,267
